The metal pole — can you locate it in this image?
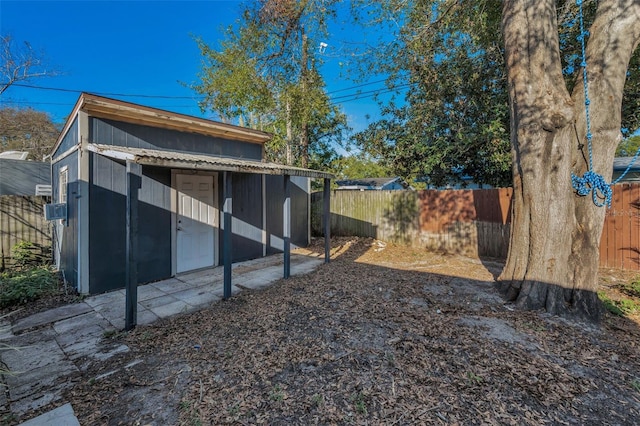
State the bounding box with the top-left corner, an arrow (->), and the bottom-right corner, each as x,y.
284,174 -> 291,278
125,162 -> 142,331
323,178 -> 331,263
223,171 -> 233,299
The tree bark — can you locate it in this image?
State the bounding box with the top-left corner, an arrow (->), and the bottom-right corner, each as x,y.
498,0 -> 640,321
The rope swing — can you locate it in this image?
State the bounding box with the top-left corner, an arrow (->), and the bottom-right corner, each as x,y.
570,0 -> 640,207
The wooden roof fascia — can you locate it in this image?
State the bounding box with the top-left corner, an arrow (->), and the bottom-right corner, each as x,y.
81,94 -> 271,144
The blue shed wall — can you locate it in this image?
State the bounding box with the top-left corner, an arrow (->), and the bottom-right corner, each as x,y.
223,173 -> 264,262
53,118 -> 78,158
90,118 -> 263,160
265,175 -> 309,254
89,153 -> 172,294
52,151 -> 79,288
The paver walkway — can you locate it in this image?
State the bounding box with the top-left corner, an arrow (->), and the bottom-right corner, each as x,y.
0,252 -> 323,425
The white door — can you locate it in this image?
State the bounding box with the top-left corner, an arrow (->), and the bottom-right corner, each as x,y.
176,174 -> 217,273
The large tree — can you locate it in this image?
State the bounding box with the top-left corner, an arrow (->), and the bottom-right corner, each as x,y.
193,0 -> 347,169
498,0 -> 640,321
1,34 -> 58,95
349,2 -> 512,188
0,107 -> 59,160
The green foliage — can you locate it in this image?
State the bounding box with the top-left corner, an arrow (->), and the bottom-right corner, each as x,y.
331,153 -> 391,181
616,136 -> 640,157
193,1 -> 347,169
0,106 -> 60,160
347,0 -> 640,188
269,383 -> 284,402
11,241 -> 48,269
350,391 -> 367,415
598,291 -> 640,317
620,278 -> 640,299
0,266 -> 59,308
349,1 -> 512,188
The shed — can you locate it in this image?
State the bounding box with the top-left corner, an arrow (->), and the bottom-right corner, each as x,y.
50,93 -> 332,302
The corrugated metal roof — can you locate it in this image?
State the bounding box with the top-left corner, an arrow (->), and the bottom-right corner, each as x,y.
613,157 -> 640,173
87,144 -> 334,179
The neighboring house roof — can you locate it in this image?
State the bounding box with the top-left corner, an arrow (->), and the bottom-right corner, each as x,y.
0,151 -> 29,160
613,157 -> 640,173
335,177 -> 409,190
88,143 -> 334,179
613,156 -> 640,183
0,158 -> 50,196
52,93 -> 272,156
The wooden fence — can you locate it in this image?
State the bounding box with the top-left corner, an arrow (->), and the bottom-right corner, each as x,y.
311,184 -> 640,271
0,195 -> 52,270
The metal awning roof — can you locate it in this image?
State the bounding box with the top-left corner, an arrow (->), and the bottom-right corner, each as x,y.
87,143 -> 334,179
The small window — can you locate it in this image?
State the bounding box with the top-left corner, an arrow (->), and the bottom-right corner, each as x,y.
59,167 -> 68,204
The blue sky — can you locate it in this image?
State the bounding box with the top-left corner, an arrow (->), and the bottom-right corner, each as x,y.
0,0 -> 385,131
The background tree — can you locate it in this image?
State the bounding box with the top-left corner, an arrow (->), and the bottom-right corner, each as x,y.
616,135 -> 640,157
347,0 -> 640,320
0,107 -> 59,160
349,1 -> 512,188
498,0 -> 640,321
1,34 -> 58,95
330,152 -> 391,181
193,0 -> 347,169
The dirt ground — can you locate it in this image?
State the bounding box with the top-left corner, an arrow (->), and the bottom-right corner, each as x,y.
43,238 -> 640,424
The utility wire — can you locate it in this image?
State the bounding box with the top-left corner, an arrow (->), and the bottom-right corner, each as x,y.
4,80 -> 413,108
7,83 -> 203,99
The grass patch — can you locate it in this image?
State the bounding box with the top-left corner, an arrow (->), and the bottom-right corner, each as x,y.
0,266 -> 60,308
350,392 -> 367,415
598,291 -> 640,317
620,279 -> 640,299
269,384 -> 284,402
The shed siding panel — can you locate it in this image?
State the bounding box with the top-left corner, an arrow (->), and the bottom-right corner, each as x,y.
90,118 -> 263,160
291,176 -> 309,247
265,175 -> 284,255
265,175 -> 309,254
89,153 -> 171,293
230,173 -> 263,262
53,118 -> 78,158
52,151 -> 79,288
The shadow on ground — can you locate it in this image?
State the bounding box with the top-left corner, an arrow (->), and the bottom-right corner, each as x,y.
50,237 -> 640,426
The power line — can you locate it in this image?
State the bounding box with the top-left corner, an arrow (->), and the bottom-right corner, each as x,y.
4,80 -> 412,110
329,83 -> 413,103
325,78 -> 390,95
7,83 -> 204,100
4,99 -> 200,108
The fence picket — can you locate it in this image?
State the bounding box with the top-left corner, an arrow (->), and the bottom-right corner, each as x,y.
312,185 -> 640,271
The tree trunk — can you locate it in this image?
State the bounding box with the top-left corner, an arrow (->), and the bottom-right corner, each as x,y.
498,0 -> 640,321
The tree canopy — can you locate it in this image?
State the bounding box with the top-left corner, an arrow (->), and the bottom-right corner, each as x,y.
192,0 -> 348,169
0,107 -> 59,160
348,0 -> 640,188
1,34 -> 59,95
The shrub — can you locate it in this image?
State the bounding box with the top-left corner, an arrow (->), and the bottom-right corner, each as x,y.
11,241 -> 49,269
0,266 -> 60,308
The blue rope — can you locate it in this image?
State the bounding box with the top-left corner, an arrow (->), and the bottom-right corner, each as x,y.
571,171 -> 612,208
570,0 -> 640,208
570,0 -> 610,206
